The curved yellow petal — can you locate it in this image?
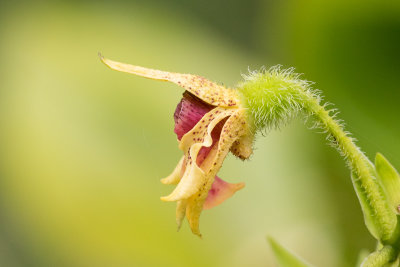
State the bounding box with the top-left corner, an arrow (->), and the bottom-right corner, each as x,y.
185,110 -> 248,235
161,109 -> 232,201
161,156 -> 185,185
99,55 -> 240,107
160,144 -> 205,202
179,107 -> 235,152
176,199 -> 187,231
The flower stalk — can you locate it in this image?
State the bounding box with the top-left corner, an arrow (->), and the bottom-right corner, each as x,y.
238,67 -> 400,265
309,101 -> 395,242
238,68 -> 397,242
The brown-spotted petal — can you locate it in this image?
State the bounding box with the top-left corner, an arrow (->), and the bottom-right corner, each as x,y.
185,109 -> 248,236
230,133 -> 254,160
99,55 -> 240,107
161,109 -> 234,202
179,107 -> 234,153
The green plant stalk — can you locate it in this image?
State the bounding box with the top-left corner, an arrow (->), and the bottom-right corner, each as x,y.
238,67 -> 397,243
306,97 -> 396,242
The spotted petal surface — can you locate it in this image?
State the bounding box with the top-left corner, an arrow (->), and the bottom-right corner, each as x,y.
100,55 -> 240,107
161,107 -> 234,202
184,109 -> 248,235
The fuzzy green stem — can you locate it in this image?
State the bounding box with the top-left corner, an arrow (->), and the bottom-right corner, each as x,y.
238,67 -> 397,242
305,97 -> 396,241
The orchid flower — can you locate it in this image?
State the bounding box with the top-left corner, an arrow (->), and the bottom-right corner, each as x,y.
100,55 -> 254,236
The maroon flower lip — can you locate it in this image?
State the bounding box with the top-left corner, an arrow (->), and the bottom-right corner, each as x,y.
174,92 -> 228,167
174,92 -> 214,141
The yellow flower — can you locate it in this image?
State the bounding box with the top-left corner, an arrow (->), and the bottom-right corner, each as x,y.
100,55 -> 254,236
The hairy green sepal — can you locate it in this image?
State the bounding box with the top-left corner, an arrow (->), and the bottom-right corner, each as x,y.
351,170 -> 396,242
375,153 -> 400,214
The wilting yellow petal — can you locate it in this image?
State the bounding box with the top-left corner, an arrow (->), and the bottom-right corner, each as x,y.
99,54 -> 240,107
161,109 -> 233,201
161,156 -> 185,185
160,145 -> 205,202
176,199 -> 187,231
179,108 -> 234,152
185,109 -> 248,235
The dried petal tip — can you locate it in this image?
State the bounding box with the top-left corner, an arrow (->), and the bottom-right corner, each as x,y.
230,134 -> 254,160
203,176 -> 245,210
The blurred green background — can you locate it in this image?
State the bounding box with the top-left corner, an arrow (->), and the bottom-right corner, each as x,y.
0,0 -> 399,266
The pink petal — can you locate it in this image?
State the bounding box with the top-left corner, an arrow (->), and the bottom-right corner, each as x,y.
174,92 -> 213,140
203,176 -> 245,210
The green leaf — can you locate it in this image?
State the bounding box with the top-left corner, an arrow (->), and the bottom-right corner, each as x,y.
384,257 -> 400,267
360,245 -> 397,267
356,249 -> 370,267
351,171 -> 381,240
351,170 -> 397,241
267,237 -> 314,267
375,153 -> 400,214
